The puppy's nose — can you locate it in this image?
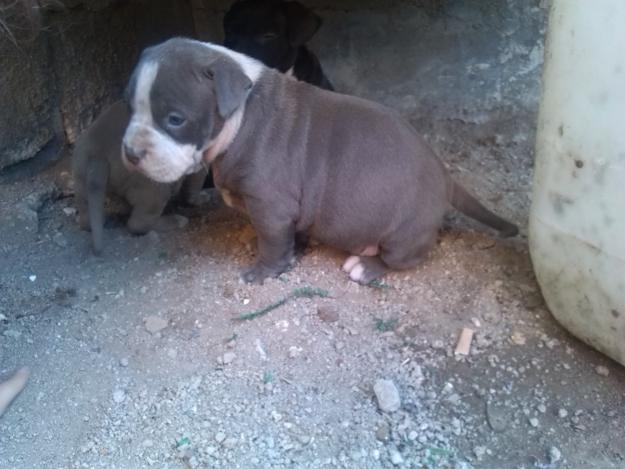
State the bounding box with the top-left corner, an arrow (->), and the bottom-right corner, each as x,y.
123,144 -> 145,166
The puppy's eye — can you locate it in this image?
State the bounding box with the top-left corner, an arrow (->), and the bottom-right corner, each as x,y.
167,113 -> 186,128
257,32 -> 278,43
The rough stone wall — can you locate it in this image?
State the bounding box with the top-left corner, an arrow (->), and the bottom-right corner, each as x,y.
0,0 -> 195,170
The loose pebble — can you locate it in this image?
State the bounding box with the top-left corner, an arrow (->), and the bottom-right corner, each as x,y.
549,446 -> 562,463
373,379 -> 401,413
144,316 -> 168,334
112,389 -> 126,404
596,365 -> 609,377
221,352 -> 236,365
317,305 -> 339,323
63,207 -> 77,216
288,346 -> 302,358
389,448 -> 403,465
473,446 -> 486,460
375,423 -> 390,442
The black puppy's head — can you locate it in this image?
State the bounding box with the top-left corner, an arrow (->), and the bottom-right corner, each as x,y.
223,0 -> 321,72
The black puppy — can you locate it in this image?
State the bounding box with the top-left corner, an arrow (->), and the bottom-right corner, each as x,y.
223,0 -> 334,90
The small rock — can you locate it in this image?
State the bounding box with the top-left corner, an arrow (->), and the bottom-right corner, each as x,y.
221,352 -> 236,364
28,275 -> 37,282
473,446 -> 486,460
53,232 -> 68,248
3,329 -> 21,339
408,431 -> 418,441
431,340 -> 445,349
537,403 -> 547,413
372,449 -> 380,460
214,432 -> 226,444
80,441 -> 94,454
63,207 -> 77,216
510,331 -> 526,345
174,214 -> 189,229
529,417 -> 539,427
596,365 -> 609,376
288,346 -> 302,358
373,379 -> 401,413
119,358 -> 129,367
317,305 -> 339,323
389,448 -> 403,465
223,437 -> 238,449
375,423 -> 390,442
297,434 -> 311,445
145,231 -> 160,243
113,389 -> 126,404
558,408 -> 568,418
144,315 -> 168,334
548,446 -> 562,463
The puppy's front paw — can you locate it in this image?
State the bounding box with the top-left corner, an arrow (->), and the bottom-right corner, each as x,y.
184,190 -> 214,207
241,262 -> 285,285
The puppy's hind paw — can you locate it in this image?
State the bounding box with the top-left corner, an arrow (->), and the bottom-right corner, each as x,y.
342,256 -> 388,286
342,255 -> 361,273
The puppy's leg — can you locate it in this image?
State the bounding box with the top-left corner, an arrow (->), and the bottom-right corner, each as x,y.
344,230 -> 437,285
241,198 -> 297,284
293,231 -> 310,259
74,184 -> 89,231
179,169 -> 211,206
86,159 -> 109,255
126,202 -> 169,235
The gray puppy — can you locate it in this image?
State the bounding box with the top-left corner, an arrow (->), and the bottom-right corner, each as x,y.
72,100 -> 207,254
121,38 -> 518,284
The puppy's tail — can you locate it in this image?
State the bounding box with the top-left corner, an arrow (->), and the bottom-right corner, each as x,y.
449,180 -> 518,238
87,158 -> 109,255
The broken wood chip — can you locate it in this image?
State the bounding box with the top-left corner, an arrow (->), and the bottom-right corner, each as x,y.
455,328 -> 475,355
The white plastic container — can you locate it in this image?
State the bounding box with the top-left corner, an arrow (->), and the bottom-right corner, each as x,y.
529,0 -> 625,365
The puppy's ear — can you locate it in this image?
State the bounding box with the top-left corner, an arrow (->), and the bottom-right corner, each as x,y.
124,66 -> 140,105
124,46 -> 154,106
283,1 -> 321,46
209,57 -> 253,118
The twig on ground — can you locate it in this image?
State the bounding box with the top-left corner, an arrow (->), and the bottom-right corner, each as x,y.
235,286 -> 330,321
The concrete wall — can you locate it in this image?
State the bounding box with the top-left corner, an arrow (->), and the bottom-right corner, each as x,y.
0,0 -> 547,181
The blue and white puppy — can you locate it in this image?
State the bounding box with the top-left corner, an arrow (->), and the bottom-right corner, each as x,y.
122,38 -> 518,285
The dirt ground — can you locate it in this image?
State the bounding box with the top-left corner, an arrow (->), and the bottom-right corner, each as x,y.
0,117 -> 624,469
